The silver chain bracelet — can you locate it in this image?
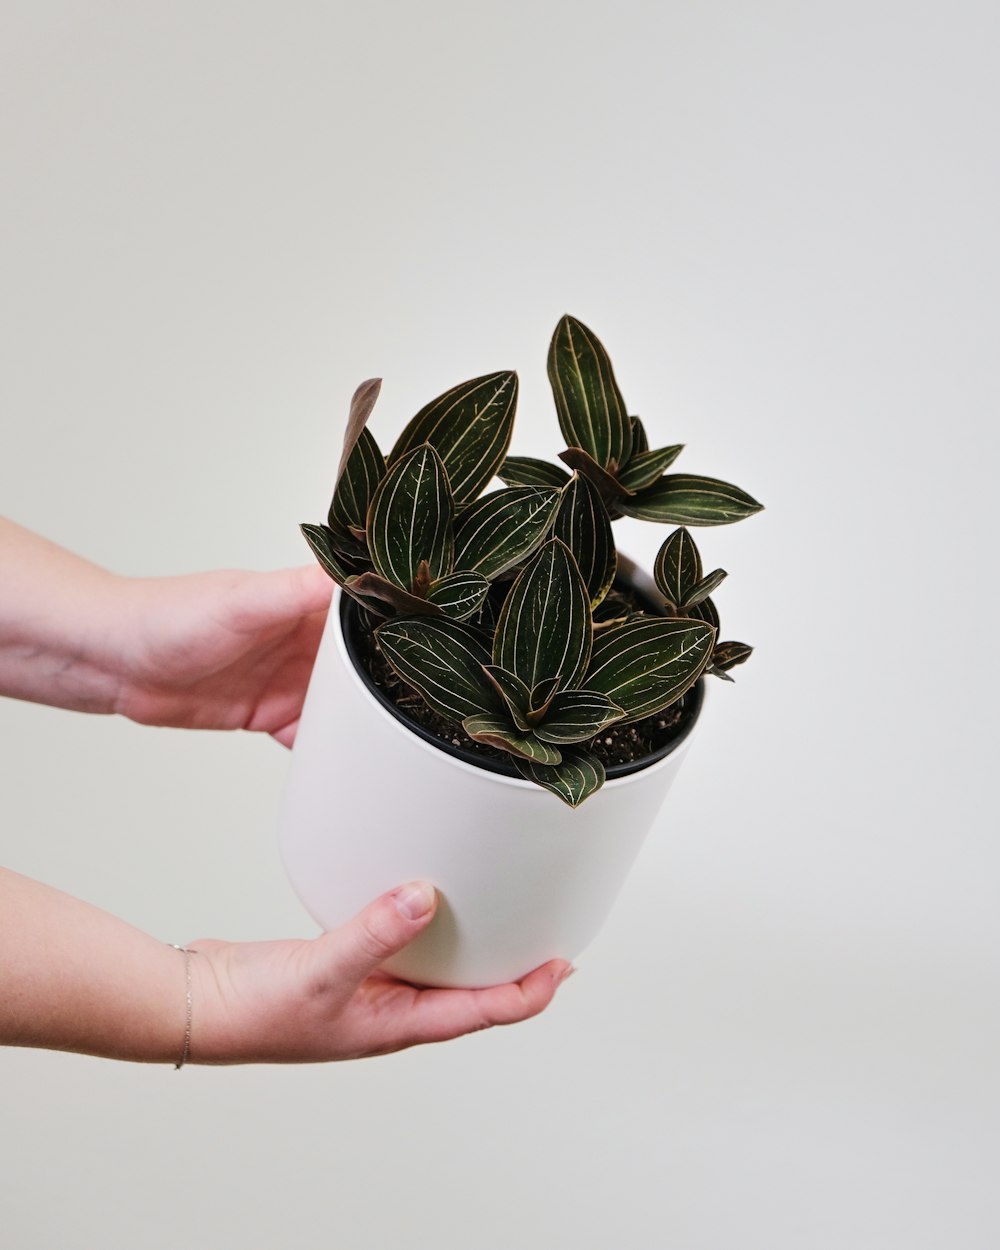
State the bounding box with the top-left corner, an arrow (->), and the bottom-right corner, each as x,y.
168,944 -> 197,1069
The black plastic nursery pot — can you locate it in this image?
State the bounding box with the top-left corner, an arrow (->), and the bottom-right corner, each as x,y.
338,581 -> 706,783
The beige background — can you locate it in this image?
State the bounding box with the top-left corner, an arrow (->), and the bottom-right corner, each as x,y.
2,2 -> 997,1247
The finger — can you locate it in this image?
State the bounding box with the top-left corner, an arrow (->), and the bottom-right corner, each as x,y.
315,882 -> 438,990
282,564 -> 335,616
232,565 -> 333,630
395,959 -> 573,1046
270,717 -> 299,749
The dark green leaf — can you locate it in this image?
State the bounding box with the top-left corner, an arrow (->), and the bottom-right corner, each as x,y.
629,416 -> 649,456
323,517 -> 370,566
682,568 -> 727,608
454,487 -> 560,579
330,426 -> 386,535
494,539 -> 592,692
533,690 -> 625,744
335,378 -> 382,482
462,714 -> 562,764
426,571 -> 490,620
515,750 -> 606,807
482,665 -> 532,732
468,592 -> 499,634
375,617 -> 500,722
653,527 -> 702,607
585,617 -> 715,722
711,641 -> 753,675
616,445 -> 685,493
389,371 -> 518,504
620,475 -> 764,525
593,608 -> 631,632
592,589 -> 633,629
368,445 -> 455,592
685,594 -> 720,633
498,456 -> 571,489
300,523 -> 354,584
528,676 -> 561,720
558,446 -> 631,500
348,571 -> 440,617
548,315 -> 631,470
552,474 -> 617,607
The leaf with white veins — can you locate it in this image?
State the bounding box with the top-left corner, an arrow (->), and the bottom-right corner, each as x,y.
426,571 -> 491,619
682,568 -> 727,608
375,616 -> 500,722
629,416 -> 649,456
462,714 -> 562,764
552,474 -> 616,607
528,676 -> 561,721
483,665 -> 533,732
620,475 -> 763,525
654,527 -> 702,607
616,445 -> 684,493
454,487 -> 560,579
515,750 -> 606,807
548,315 -> 631,470
301,523 -> 354,584
389,372 -> 518,504
711,641 -> 753,675
498,456 -> 571,490
585,617 -> 715,722
533,690 -> 625,744
494,539 -> 592,693
368,445 -> 455,592
330,426 -> 386,535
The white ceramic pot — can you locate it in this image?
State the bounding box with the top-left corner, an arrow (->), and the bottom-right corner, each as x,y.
279,586 -> 705,988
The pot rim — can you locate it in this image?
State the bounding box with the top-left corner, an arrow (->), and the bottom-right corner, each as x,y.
334,588 -> 706,793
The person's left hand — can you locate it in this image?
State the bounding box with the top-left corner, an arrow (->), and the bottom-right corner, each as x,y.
112,565 -> 333,746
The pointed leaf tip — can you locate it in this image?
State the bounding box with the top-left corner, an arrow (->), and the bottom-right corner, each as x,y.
622,475 -> 763,526
515,749 -> 606,806
336,378 -> 383,483
548,316 -> 630,471
389,371 -> 518,504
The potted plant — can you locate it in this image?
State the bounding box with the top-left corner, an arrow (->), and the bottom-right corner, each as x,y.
280,316 -> 762,987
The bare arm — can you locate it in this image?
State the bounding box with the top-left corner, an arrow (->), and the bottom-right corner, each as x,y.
0,519 -> 125,713
0,522 -> 571,1062
0,515 -> 332,743
0,868 -> 570,1064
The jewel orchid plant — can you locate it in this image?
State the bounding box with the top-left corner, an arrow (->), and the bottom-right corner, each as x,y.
301,316 -> 762,805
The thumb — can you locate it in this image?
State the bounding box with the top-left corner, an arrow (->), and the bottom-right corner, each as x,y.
319,882 -> 438,988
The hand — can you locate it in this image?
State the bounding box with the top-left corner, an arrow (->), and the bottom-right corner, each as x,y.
0,520 -> 334,745
187,883 -> 571,1062
113,564 -> 333,745
1,869 -> 570,1064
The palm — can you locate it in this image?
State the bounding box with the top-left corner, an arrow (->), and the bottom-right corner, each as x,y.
190,934 -> 564,1062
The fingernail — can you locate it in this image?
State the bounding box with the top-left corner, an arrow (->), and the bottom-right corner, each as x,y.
553,963 -> 576,984
394,881 -> 436,920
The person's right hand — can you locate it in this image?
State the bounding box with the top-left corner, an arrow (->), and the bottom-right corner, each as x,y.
186,883 -> 572,1063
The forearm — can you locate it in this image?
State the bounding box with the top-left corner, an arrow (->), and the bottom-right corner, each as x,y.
0,518 -> 125,713
0,867 -> 188,1063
